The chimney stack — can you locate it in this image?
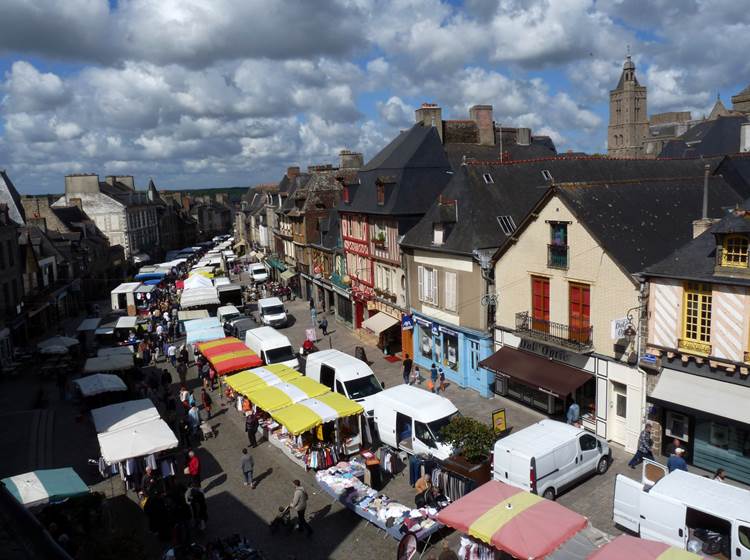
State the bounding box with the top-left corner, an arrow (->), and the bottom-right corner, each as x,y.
693,164 -> 718,238
286,166 -> 300,179
469,105 -> 495,146
415,103 -> 443,142
702,163 -> 710,219
339,150 -> 364,170
741,123 -> 750,153
516,127 -> 532,146
65,174 -> 100,195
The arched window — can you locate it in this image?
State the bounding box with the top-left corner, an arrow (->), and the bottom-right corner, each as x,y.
722,235 -> 749,268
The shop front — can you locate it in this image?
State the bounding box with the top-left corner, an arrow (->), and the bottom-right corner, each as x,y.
412,314 -> 493,397
332,284 -> 353,327
299,272 -> 314,303
363,300 -> 403,355
649,365 -> 750,483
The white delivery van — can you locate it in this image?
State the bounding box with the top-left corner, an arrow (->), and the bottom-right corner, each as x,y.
370,385 -> 458,460
244,326 -> 299,370
217,305 -> 241,325
257,297 -> 288,328
249,263 -> 268,283
304,349 -> 383,416
493,419 -> 611,500
614,460 -> 750,558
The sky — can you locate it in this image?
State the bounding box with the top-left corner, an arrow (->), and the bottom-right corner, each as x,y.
1,0 -> 749,194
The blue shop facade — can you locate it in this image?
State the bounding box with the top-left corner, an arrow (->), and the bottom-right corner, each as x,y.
410,312 -> 494,397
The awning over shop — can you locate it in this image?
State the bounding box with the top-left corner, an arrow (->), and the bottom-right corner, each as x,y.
97,418 -> 178,464
91,398 -> 160,433
437,480 -> 587,560
266,258 -> 286,271
73,373 -> 127,397
76,318 -> 101,332
650,369 -> 750,426
225,364 -> 302,395
247,377 -> 330,412
280,269 -> 296,281
362,312 -> 399,334
479,346 -> 591,399
271,392 -> 364,435
2,468 -> 89,508
84,354 -> 134,372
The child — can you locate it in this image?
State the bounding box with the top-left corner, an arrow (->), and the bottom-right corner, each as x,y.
410,366 -> 421,385
438,368 -> 446,393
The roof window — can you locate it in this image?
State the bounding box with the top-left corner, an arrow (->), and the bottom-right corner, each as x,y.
541,169 -> 553,181
483,173 -> 494,184
496,215 -> 516,236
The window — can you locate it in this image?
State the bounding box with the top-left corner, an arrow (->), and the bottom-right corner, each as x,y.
550,222 -> 567,246
443,331 -> 458,370
414,421 -> 436,448
433,223 -> 444,245
417,266 -> 438,305
376,183 -> 385,205
531,276 -> 550,332
541,169 -> 553,181
579,434 -> 598,451
469,340 -> 480,371
548,222 -> 568,269
721,234 -> 749,268
739,526 -> 750,551
482,173 -> 494,184
443,272 -> 457,311
682,282 -> 711,348
420,327 -> 433,359
496,215 -> 516,236
568,283 -> 591,343
342,185 -> 350,203
665,411 -> 690,441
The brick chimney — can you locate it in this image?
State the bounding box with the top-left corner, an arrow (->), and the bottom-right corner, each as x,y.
339,150 -> 363,170
516,127 -> 532,146
115,175 -> 135,190
469,105 -> 495,146
65,174 -> 100,195
286,166 -> 300,179
415,103 -> 443,142
182,196 -> 191,211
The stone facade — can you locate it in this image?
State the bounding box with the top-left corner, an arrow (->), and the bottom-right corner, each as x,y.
607,56 -> 649,158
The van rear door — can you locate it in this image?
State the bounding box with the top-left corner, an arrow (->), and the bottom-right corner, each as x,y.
640,492 -> 687,548
642,458 -> 668,488
732,520 -> 750,560
613,474 -> 642,533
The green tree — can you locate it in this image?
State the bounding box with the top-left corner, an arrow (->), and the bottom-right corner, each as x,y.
440,416 -> 497,463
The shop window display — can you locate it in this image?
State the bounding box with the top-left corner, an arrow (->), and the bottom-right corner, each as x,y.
442,332 -> 459,370
420,329 -> 433,360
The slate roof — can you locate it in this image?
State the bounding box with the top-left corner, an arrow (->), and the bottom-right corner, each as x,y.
100,180 -> 156,207
403,156 -> 733,257
0,170 -> 26,225
310,208 -> 342,251
659,115 -> 748,158
51,205 -> 88,227
443,138 -> 556,170
554,175 -> 743,275
642,209 -> 750,286
278,173 -> 310,215
715,154 -> 750,198
341,124 -> 453,216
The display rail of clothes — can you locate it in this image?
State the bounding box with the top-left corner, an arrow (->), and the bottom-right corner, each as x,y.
408,455 -> 476,502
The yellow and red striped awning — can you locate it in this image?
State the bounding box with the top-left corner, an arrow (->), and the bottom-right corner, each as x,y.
197,337 -> 262,375
588,535 -> 709,560
436,480 -> 587,559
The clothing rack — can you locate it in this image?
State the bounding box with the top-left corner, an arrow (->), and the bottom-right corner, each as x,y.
408,454 -> 476,502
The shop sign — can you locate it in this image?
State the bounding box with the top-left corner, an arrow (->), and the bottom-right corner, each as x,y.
610,317 -> 630,340
401,314 -> 414,330
519,339 -> 571,363
332,285 -> 350,298
414,316 -> 431,328
431,323 -> 439,337
438,325 -> 459,337
492,408 -> 507,433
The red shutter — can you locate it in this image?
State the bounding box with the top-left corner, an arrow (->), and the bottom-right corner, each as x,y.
569,283 -> 590,342
531,276 -> 550,332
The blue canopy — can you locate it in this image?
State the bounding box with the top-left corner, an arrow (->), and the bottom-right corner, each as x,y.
134,272 -> 166,281
186,326 -> 225,345
2,468 -> 88,507
143,279 -> 162,285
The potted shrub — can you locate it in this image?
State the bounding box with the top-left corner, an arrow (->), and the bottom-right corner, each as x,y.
373,232 -> 386,247
440,416 -> 496,484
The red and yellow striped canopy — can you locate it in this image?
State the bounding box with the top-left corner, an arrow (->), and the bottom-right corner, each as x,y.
197,337 -> 262,375
588,535 -> 709,560
436,480 -> 587,559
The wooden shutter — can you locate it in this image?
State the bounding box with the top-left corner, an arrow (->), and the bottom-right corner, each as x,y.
444,272 -> 457,311
418,266 -> 424,301
431,269 -> 439,305
531,276 -> 550,332
569,283 -> 591,342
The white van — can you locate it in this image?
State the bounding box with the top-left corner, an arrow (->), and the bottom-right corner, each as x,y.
217,305 -> 241,325
493,419 -> 611,500
304,349 -> 383,416
257,297 -> 288,328
614,460 -> 750,558
244,326 -> 299,370
370,385 -> 458,460
250,263 -> 268,283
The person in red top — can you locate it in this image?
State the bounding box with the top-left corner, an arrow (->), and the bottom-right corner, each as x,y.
187,450 -> 201,486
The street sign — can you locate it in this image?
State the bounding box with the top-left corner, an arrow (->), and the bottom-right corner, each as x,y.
492,408 -> 507,433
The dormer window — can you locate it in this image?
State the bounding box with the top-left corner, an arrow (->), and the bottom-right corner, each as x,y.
483,173 -> 494,184
342,186 -> 350,204
433,223 -> 444,246
721,234 -> 749,268
541,169 -> 553,181
376,183 -> 385,205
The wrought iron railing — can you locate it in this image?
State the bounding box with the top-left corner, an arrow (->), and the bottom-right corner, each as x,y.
515,311 -> 594,353
548,244 -> 569,269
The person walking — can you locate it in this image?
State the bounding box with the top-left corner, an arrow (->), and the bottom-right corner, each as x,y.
187,450 -> 201,486
245,411 -> 259,448
628,423 -> 654,468
667,448 -> 688,473
430,364 -> 438,393
241,448 -> 257,488
411,366 -> 422,385
438,368 -> 446,393
168,344 -> 177,368
184,482 -> 208,531
200,388 -> 212,420
713,468 -> 727,481
319,317 -> 328,336
290,480 -> 313,537
402,354 -> 413,385
566,397 -> 580,425
188,402 -> 201,437
177,361 -> 188,386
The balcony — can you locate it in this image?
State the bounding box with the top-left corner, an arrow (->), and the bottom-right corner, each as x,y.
548,244 -> 569,269
515,311 -> 594,353
678,338 -> 711,357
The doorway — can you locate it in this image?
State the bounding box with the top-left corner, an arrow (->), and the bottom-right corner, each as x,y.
610,381 -> 628,444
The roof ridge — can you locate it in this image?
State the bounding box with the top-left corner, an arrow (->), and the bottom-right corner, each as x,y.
555,175 -> 710,188
465,155 -> 720,166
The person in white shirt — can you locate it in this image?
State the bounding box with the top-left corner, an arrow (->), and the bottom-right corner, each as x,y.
168,345 -> 177,367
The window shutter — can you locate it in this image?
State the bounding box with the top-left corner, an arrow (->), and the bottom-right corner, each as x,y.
418,266 -> 424,301
431,269 -> 439,305
444,272 -> 456,311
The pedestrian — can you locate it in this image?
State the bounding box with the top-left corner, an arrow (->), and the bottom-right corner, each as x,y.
168,344 -> 177,368
201,362 -> 211,391
309,298 -> 314,310
200,388 -> 212,420
665,437 -> 682,457
140,466 -> 158,498
319,317 -> 328,336
411,366 -> 422,385
628,423 -> 654,468
178,418 -> 191,448
179,345 -> 189,365
713,468 -> 727,481
177,361 -> 188,386
402,353 -> 413,385
188,402 -> 200,435
566,397 -> 580,425
161,368 -> 172,388
208,367 -> 217,391
241,448 -> 257,488
187,450 -> 201,485
179,386 -> 190,410
184,482 -> 207,531
430,363 -> 438,392
290,480 -> 313,537
667,448 -> 688,473
245,411 -> 259,448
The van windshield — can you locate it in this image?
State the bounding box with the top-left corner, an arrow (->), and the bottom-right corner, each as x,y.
265,345 -> 295,364
262,305 -> 285,316
344,375 -> 383,400
428,412 -> 460,442
222,313 -> 240,323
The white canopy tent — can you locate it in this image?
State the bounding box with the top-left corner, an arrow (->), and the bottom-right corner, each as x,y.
183,275 -> 213,289
180,287 -> 220,308
73,374 -> 127,397
84,354 -> 134,373
115,316 -> 138,330
91,399 -> 160,433
97,419 -> 178,464
38,335 -> 79,350
97,346 -> 134,357
76,318 -> 101,332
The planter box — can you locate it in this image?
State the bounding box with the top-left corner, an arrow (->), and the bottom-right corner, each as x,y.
442,454 -> 492,487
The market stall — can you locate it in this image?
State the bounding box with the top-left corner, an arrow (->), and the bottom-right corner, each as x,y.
184,317 -> 225,345
97,346 -> 134,358
97,418 -> 178,464
37,335 -> 79,351
110,282 -> 141,315
224,364 -> 302,395
316,460 -> 443,543
247,377 -> 330,412
83,354 -> 135,373
91,398 -> 160,433
436,480 -> 588,560
587,535 -> 708,560
73,374 -> 127,397
76,318 -> 101,353
197,337 -> 262,375
2,468 -> 89,508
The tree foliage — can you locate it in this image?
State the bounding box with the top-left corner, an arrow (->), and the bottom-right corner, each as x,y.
440,416 -> 497,463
